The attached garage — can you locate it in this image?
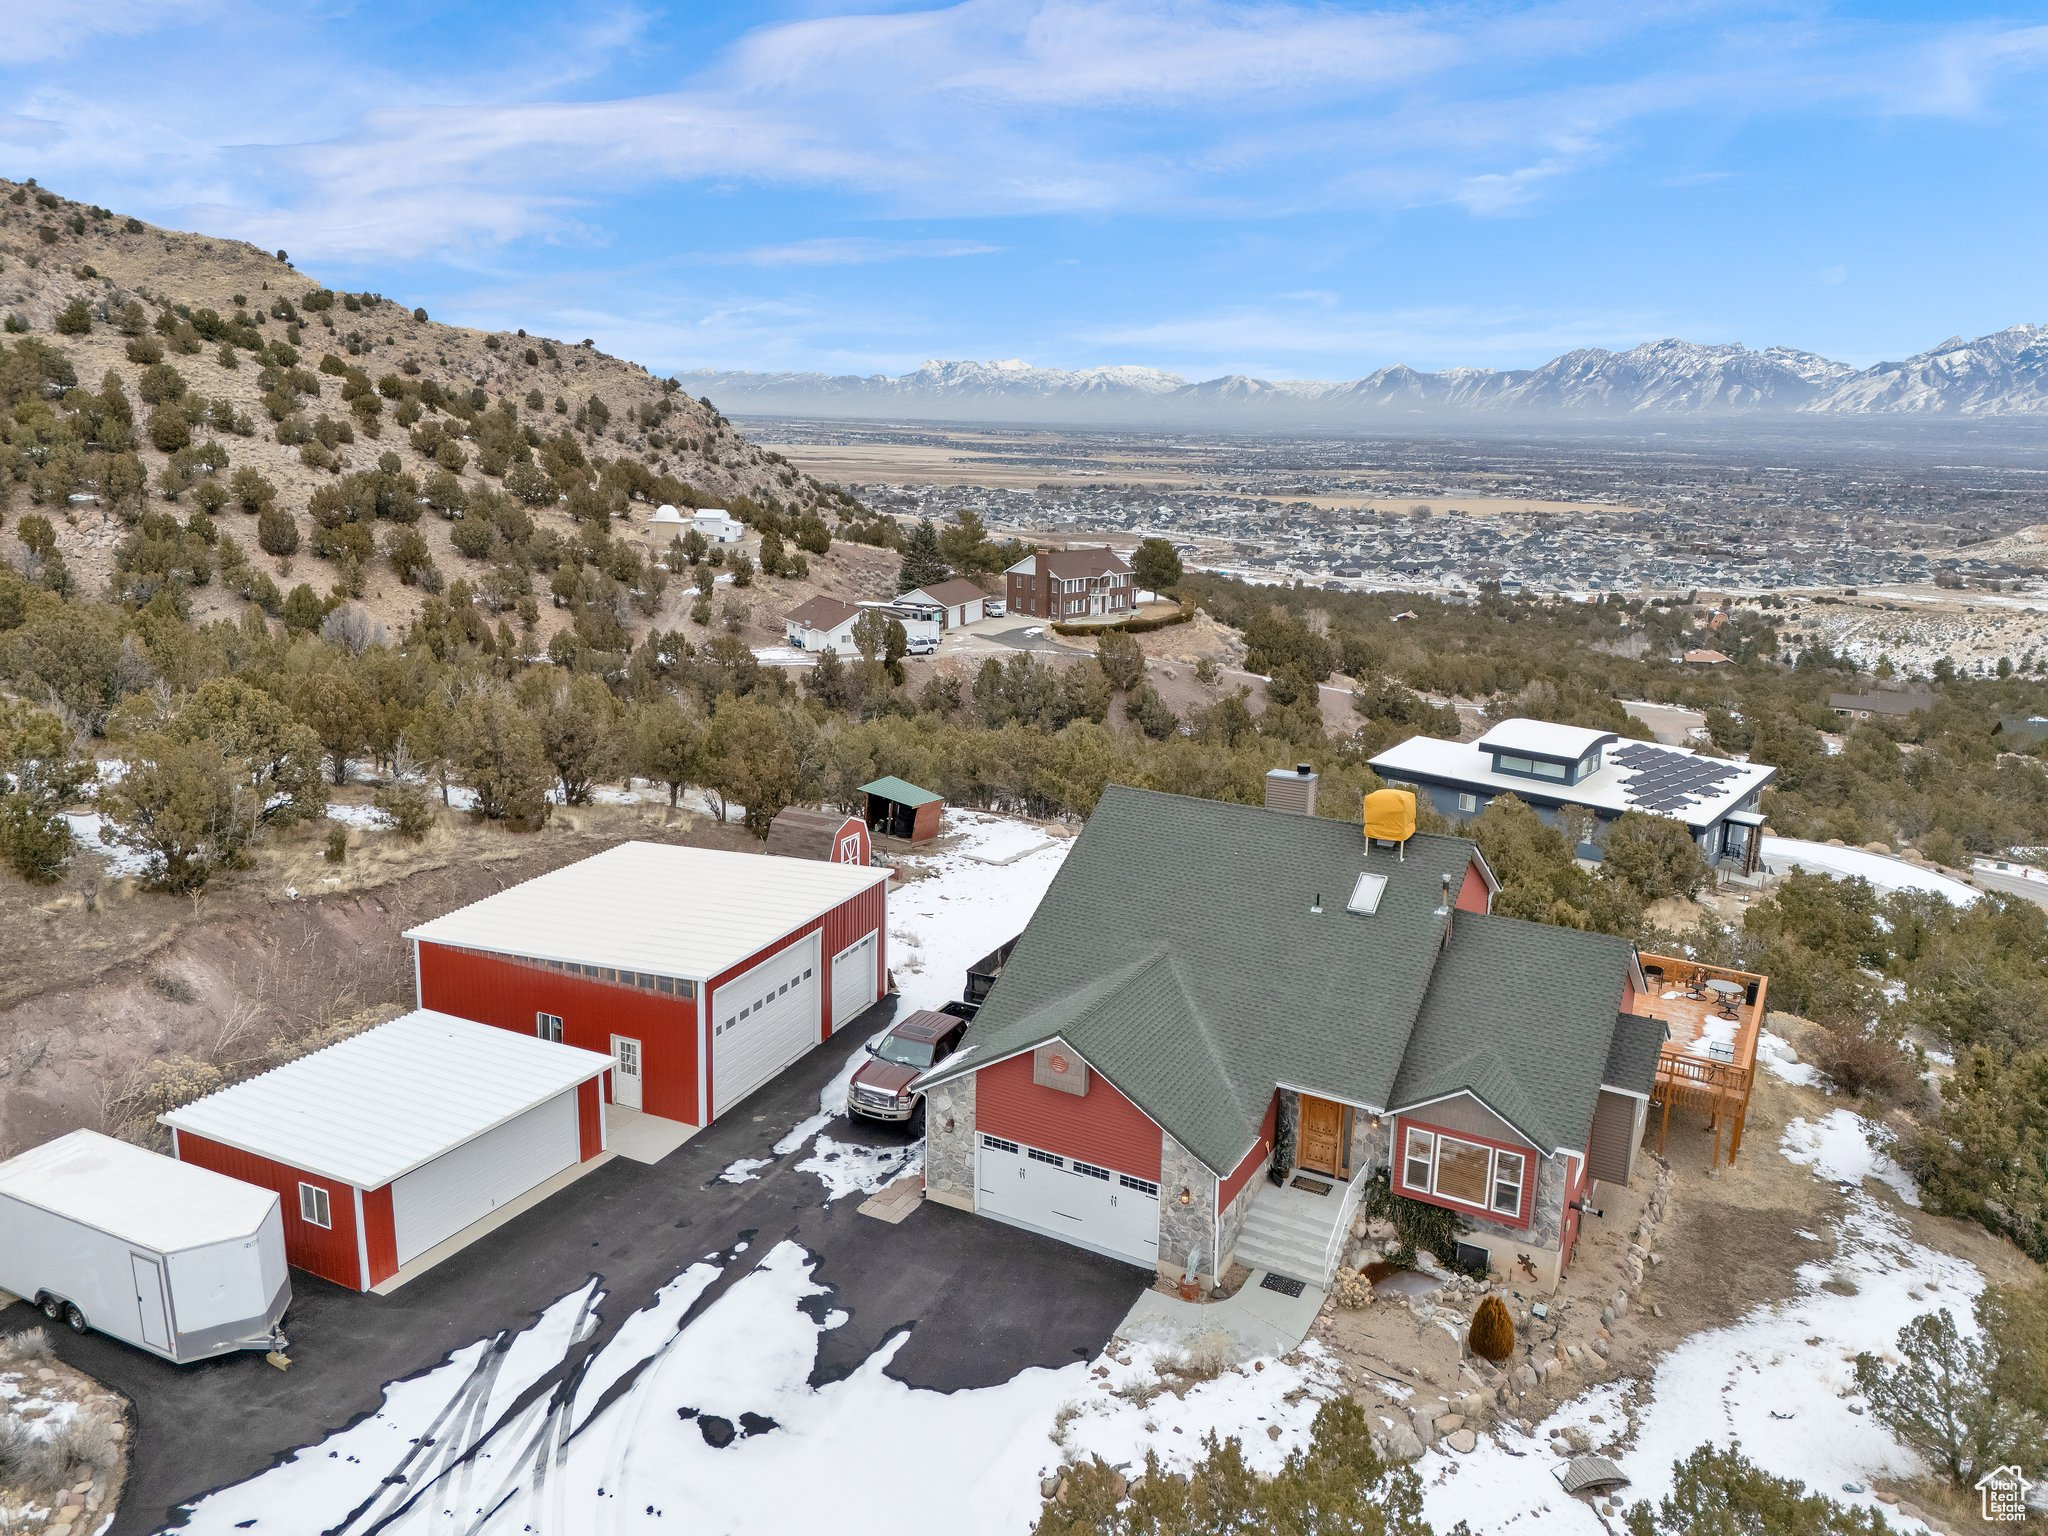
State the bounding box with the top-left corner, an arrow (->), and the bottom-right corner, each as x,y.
407,842 -> 890,1128
975,1134 -> 1159,1268
163,1011 -> 611,1292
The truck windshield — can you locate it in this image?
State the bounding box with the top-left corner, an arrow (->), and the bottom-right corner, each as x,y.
875,1035 -> 935,1068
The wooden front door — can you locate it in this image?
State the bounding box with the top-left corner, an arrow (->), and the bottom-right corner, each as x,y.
1297,1095 -> 1348,1178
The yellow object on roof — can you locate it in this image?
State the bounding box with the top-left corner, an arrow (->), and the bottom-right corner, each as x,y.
1363,788 -> 1417,844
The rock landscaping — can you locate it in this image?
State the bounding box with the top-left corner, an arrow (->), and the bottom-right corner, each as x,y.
0,1327 -> 127,1535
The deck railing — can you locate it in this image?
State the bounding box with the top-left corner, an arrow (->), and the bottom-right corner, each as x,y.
1635,953 -> 1768,1168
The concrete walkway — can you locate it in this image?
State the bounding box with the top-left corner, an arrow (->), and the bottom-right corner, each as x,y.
1113,1269 -> 1326,1363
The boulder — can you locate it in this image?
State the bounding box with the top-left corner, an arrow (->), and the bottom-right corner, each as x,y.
1434,1413 -> 1466,1435
1376,1421 -> 1425,1463
1446,1428 -> 1479,1454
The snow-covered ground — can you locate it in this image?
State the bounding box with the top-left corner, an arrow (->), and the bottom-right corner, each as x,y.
324,802 -> 396,830
165,815 -> 1985,1535
1761,835 -> 1980,906
60,810 -> 151,877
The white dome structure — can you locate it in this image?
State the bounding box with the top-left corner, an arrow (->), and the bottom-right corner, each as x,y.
651,503 -> 686,526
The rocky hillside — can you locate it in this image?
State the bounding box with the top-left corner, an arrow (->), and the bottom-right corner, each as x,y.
0,178 -> 898,645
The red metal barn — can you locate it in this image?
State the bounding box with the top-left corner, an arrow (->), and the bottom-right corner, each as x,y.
164,1012 -> 610,1292
405,842 -> 890,1128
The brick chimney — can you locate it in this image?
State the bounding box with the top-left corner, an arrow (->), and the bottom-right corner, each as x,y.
1264,763 -> 1318,815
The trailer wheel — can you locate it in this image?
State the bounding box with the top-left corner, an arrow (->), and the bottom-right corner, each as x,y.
63,1302 -> 87,1334
38,1294 -> 63,1320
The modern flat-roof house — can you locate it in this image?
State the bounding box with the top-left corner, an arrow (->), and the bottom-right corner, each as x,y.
897,578 -> 988,629
1829,690 -> 1938,721
405,843 -> 889,1129
1005,547 -> 1134,622
914,777 -> 1689,1292
1369,718 -> 1775,876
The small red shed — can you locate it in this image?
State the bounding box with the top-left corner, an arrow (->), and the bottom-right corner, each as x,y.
404,842 -> 890,1128
763,807 -> 871,866
162,1011 -> 611,1292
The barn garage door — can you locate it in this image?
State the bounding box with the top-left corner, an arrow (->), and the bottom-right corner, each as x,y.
711,936 -> 820,1117
391,1091 -> 580,1265
976,1134 -> 1158,1269
832,932 -> 877,1026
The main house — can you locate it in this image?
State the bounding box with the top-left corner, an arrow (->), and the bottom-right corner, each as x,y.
1005,546 -> 1134,621
1369,718 -> 1775,876
915,774 -> 1672,1292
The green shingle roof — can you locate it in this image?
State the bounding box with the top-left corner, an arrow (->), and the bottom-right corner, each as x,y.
1388,910 -> 1640,1154
1603,1013 -> 1668,1098
918,785 -> 1497,1174
859,776 -> 941,808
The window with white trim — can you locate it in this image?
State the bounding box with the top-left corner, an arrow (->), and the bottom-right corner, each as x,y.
298,1182 -> 331,1229
1456,792 -> 1479,814
1027,1147 -> 1064,1167
536,1011 -> 564,1043
1072,1161 -> 1111,1181
981,1134 -> 1019,1153
1402,1125 -> 1528,1218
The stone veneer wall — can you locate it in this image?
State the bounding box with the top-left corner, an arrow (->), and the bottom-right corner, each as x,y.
1156,1131 -> 1218,1284
1349,1112 -> 1390,1177
922,1075 -> 976,1211
1215,1151 -> 1267,1273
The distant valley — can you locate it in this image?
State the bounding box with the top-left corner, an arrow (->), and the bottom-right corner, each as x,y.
690,326 -> 2048,427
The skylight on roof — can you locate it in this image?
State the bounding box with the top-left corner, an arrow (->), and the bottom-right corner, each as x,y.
1348,871 -> 1388,915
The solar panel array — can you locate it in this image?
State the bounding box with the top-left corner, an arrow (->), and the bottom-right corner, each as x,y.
1609,741 -> 1745,814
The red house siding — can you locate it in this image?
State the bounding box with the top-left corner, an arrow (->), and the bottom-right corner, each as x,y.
417,942 -> 703,1125
362,1186 -> 398,1288
577,1078 -> 605,1161
976,1049 -> 1164,1181
173,1130 -> 365,1290
1455,859 -> 1491,914
1218,1093 -> 1279,1210
1390,1113 -> 1536,1231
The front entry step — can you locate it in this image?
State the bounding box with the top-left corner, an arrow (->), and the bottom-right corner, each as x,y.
1233,1177 -> 1357,1287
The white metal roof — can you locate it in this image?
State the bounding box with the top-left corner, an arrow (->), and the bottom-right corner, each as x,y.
161,1011 -> 612,1190
403,841 -> 889,980
1474,718 -> 1617,762
1371,733 -> 1774,829
0,1129 -> 277,1252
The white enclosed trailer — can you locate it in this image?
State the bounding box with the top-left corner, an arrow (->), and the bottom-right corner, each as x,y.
0,1130 -> 289,1364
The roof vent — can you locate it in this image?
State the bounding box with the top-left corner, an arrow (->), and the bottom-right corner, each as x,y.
1265,763 -> 1318,815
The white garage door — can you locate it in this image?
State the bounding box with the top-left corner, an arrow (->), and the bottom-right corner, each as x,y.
711,936 -> 820,1117
831,932 -> 877,1027
976,1135 -> 1159,1269
391,1090 -> 580,1265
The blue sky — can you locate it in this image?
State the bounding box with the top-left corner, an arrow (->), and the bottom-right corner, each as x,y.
5,1 -> 2046,380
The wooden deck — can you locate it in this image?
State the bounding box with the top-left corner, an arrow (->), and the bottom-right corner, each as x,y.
1630,954 -> 1769,1167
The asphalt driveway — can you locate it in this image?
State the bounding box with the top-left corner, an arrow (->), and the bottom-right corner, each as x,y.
8,999 -> 1151,1535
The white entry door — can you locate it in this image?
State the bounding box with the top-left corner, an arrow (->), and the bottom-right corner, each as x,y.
831,931 -> 878,1027
391,1091 -> 580,1264
975,1135 -> 1159,1268
710,936 -> 820,1117
130,1253 -> 171,1351
611,1036 -> 643,1110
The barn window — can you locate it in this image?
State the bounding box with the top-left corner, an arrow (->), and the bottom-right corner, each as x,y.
536,1012 -> 564,1044
299,1183 -> 331,1229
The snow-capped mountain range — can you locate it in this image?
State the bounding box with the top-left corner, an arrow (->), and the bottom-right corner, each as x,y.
687,326 -> 2048,426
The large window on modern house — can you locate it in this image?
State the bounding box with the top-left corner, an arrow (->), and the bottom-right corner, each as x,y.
1493,753 -> 1569,782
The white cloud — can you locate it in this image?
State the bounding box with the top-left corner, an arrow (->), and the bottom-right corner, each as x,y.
9,0 -> 223,64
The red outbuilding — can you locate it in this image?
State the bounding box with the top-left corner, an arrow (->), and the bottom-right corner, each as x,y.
163,1011 -> 611,1292
405,842 -> 890,1127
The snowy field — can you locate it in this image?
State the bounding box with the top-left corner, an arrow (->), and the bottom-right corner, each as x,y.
166,815 -> 1985,1535
1761,835 -> 1980,906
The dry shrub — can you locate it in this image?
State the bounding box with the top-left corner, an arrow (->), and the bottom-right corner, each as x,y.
1468,1294 -> 1515,1362
0,1327 -> 51,1364
1811,1018 -> 1918,1106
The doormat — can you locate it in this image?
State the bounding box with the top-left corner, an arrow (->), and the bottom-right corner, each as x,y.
1260,1272 -> 1306,1298
1290,1175 -> 1333,1195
